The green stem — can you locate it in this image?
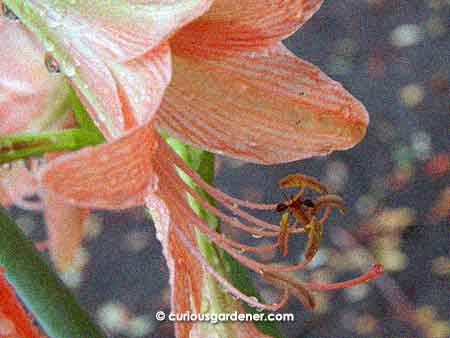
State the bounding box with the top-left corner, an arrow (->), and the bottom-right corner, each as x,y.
0,128 -> 103,164
0,206 -> 106,338
0,87 -> 104,165
164,136 -> 282,338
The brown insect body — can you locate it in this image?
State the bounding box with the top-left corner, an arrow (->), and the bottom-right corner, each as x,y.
275,173 -> 347,259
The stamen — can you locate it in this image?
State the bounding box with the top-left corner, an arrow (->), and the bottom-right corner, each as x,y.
160,142 -> 380,311
158,165 -> 280,256
159,164 -> 311,275
176,175 -> 279,237
168,149 -> 278,210
303,217 -> 323,261
303,264 -> 384,291
170,214 -> 289,311
170,159 -> 280,232
312,194 -> 347,215
264,271 -> 316,310
278,211 -> 290,256
175,201 -> 312,273
278,173 -> 328,194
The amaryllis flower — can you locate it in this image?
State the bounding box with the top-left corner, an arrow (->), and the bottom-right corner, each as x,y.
1,1 -> 380,337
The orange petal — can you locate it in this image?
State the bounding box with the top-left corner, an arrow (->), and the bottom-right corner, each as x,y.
64,38 -> 126,139
33,0 -> 213,63
110,43 -> 172,129
0,19 -> 63,134
157,43 -> 369,164
43,192 -> 89,272
62,38 -> 173,139
16,1 -> 209,139
40,126 -> 158,209
146,192 -> 203,338
172,0 -> 323,57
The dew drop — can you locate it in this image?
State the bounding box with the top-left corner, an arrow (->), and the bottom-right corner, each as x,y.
2,4 -> 19,20
44,53 -> 61,74
63,62 -> 76,77
98,114 -> 107,123
251,233 -> 263,239
43,40 -> 55,53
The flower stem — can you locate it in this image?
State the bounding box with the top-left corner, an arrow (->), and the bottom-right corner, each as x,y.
0,86 -> 104,165
0,128 -> 103,164
0,206 -> 106,338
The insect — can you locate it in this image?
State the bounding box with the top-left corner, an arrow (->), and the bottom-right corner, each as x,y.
275,173 -> 346,258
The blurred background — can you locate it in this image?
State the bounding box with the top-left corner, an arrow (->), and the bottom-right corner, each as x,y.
9,0 -> 449,337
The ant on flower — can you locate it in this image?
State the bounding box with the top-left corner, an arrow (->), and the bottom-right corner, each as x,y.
275,173 -> 347,258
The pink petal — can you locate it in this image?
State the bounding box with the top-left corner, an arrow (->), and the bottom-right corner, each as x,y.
145,193 -> 203,338
64,38 -> 126,139
33,0 -> 213,62
40,126 -> 158,209
157,44 -> 369,164
14,0 -> 202,139
43,192 -> 89,272
46,35 -> 171,139
0,19 -> 63,134
172,0 -> 323,57
109,43 -> 172,128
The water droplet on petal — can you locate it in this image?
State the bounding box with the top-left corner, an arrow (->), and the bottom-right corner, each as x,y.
98,114 -> 107,123
64,64 -> 76,77
43,40 -> 55,53
44,53 -> 60,74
